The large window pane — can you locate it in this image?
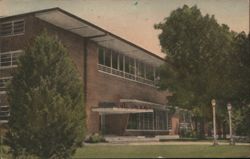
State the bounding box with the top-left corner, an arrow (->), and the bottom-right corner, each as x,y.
127,113 -> 154,130
98,47 -> 105,65
129,57 -> 135,74
105,49 -> 111,67
154,110 -> 167,130
127,114 -> 139,129
143,113 -> 153,129
137,61 -> 144,78
125,56 -> 130,73
112,51 -> 118,69
118,54 -> 123,71
146,65 -> 154,81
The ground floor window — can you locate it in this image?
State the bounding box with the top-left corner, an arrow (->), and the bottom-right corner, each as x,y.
127,110 -> 171,130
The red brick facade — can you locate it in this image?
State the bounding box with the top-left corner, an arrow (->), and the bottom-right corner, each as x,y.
0,9 -> 186,136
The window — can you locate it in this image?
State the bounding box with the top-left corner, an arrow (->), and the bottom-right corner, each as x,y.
0,22 -> 12,36
104,49 -> 111,67
127,113 -> 139,129
127,112 -> 153,130
98,47 -> 105,65
124,56 -> 130,73
146,65 -> 154,81
112,52 -> 118,69
0,77 -> 12,91
143,113 -> 153,129
0,20 -> 25,37
136,61 -> 144,78
154,110 -> 168,130
127,110 -> 171,130
97,46 -> 156,86
0,50 -> 23,68
13,20 -> 25,34
118,54 -> 123,71
0,54 -> 11,66
129,57 -> 135,74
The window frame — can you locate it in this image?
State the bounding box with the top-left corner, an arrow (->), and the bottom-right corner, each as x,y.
97,46 -> 156,86
0,19 -> 25,37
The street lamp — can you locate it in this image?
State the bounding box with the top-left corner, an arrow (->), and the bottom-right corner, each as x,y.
227,103 -> 235,145
211,99 -> 218,145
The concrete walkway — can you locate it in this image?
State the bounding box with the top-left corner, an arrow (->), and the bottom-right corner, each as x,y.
104,135 -> 179,143
85,141 -> 250,146
129,141 -> 250,146
85,135 -> 250,146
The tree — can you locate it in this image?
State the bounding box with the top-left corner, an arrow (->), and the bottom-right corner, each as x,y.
232,32 -> 250,104
6,31 -> 85,158
231,32 -> 250,138
155,5 -> 235,138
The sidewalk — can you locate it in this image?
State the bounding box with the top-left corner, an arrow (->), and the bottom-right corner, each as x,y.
85,141 -> 250,146
104,135 -> 179,143
85,135 -> 250,146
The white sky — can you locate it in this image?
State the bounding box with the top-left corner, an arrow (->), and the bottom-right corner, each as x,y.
0,0 -> 249,57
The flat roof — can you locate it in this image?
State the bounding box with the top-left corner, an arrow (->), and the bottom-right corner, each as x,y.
0,7 -> 166,67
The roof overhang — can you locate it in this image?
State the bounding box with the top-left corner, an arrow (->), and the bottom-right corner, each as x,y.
120,99 -> 169,110
92,107 -> 153,114
34,8 -> 165,67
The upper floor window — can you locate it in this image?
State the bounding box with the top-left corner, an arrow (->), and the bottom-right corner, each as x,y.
98,46 -> 157,86
0,19 -> 25,37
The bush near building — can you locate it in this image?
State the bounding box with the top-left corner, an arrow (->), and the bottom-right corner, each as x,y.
6,31 -> 85,159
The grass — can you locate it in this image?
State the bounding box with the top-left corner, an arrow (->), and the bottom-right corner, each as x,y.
73,145 -> 250,158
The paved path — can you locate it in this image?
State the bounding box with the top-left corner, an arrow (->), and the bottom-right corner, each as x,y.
85,141 -> 250,146
129,141 -> 250,146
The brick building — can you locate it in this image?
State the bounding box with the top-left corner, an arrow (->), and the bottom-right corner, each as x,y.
0,8 -> 192,136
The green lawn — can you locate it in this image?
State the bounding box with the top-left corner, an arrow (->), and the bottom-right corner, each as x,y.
73,145 -> 250,158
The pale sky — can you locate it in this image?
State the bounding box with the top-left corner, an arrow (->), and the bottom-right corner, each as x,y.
0,0 -> 249,57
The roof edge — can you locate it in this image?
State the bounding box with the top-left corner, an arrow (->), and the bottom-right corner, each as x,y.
0,7 -> 166,62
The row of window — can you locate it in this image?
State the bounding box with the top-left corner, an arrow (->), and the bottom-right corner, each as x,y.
127,110 -> 172,130
0,19 -> 25,37
98,47 -> 158,83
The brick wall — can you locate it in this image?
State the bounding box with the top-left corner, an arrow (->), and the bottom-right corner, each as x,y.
85,41 -> 170,134
1,14 -> 172,136
0,14 -> 86,128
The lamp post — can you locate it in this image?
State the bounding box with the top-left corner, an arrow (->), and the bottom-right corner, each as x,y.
227,103 -> 235,145
211,99 -> 218,145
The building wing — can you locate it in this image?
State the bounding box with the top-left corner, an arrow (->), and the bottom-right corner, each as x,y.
34,8 -> 165,67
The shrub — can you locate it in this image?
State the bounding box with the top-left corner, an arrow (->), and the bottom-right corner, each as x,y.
85,133 -> 106,143
7,31 -> 85,159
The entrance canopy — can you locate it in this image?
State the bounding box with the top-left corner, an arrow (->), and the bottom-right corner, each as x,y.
120,99 -> 169,110
92,107 -> 153,114
34,8 -> 164,67
92,99 -> 169,114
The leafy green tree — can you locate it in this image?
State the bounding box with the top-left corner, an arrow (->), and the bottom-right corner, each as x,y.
230,32 -> 250,137
155,5 -> 235,138
232,32 -> 250,104
6,31 -> 85,159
